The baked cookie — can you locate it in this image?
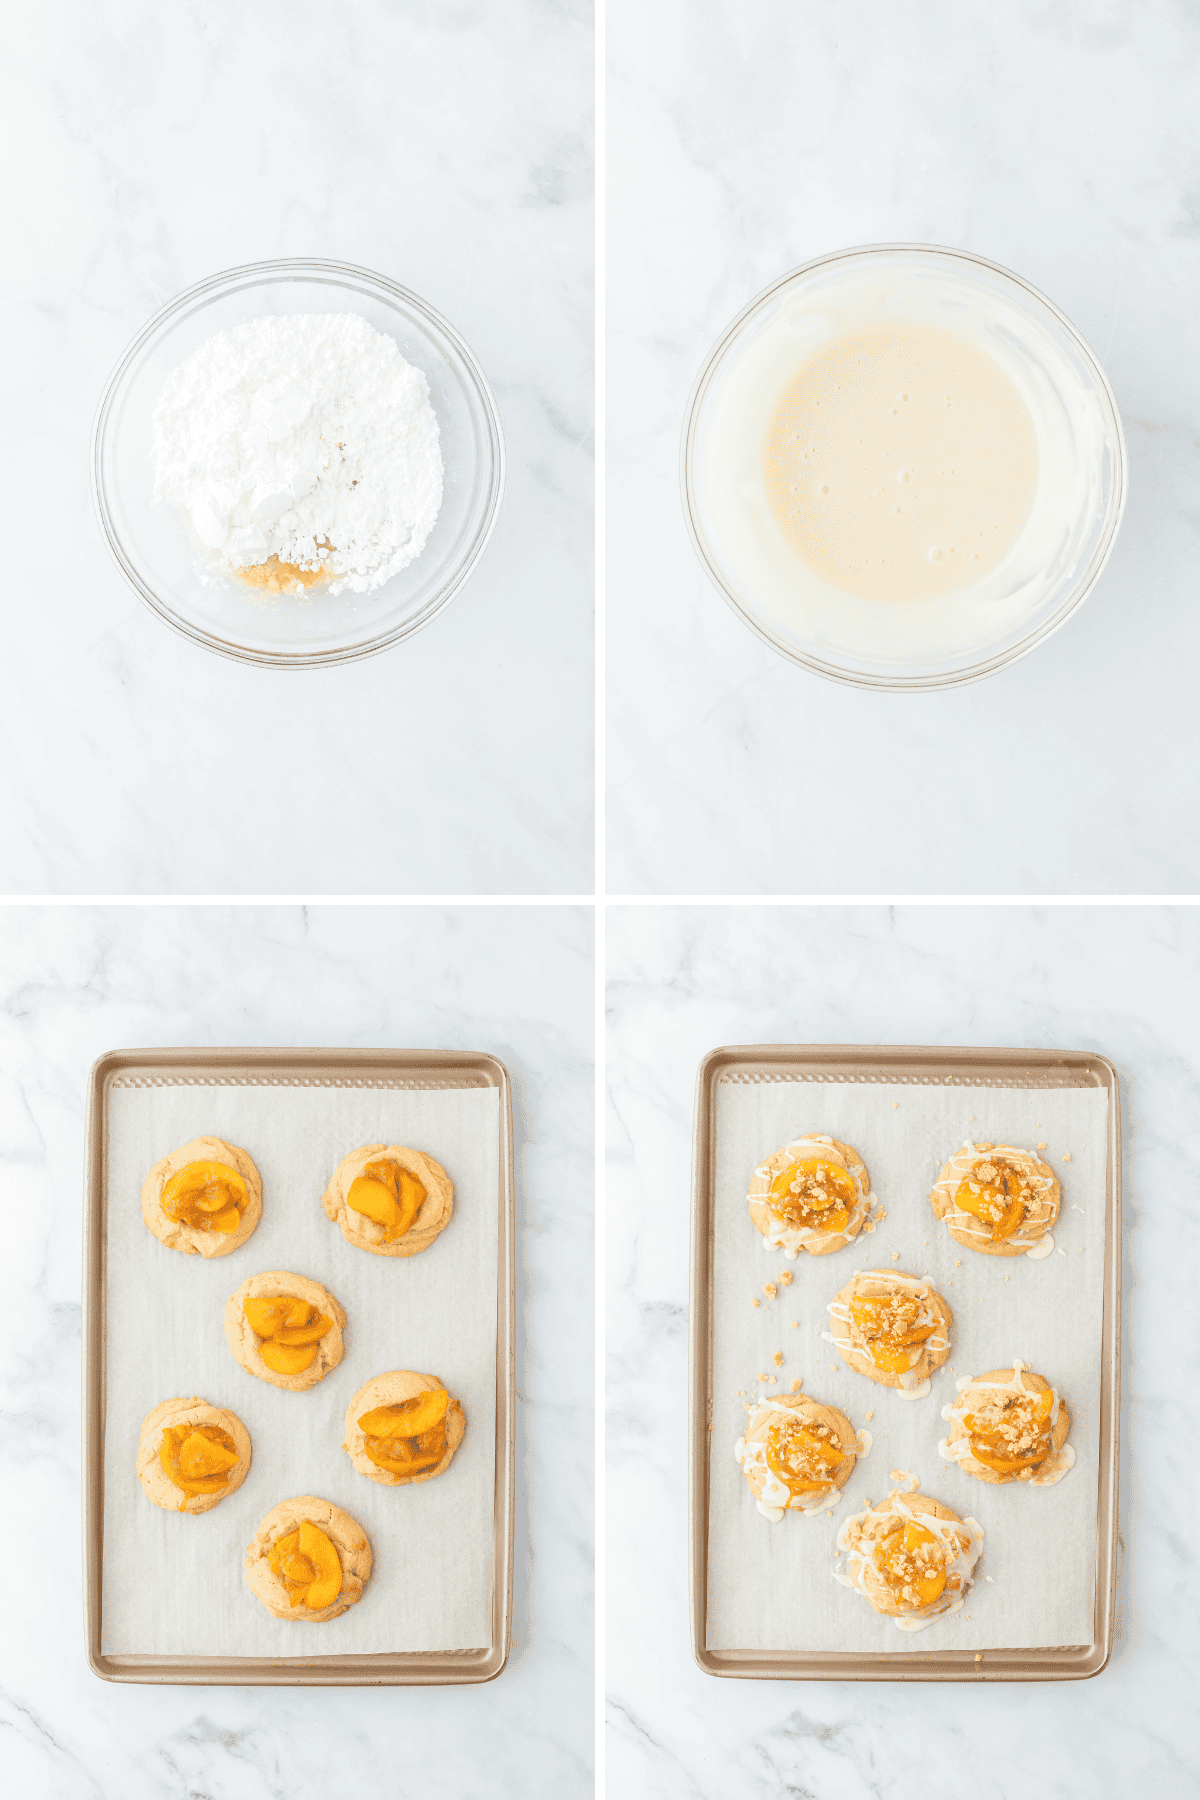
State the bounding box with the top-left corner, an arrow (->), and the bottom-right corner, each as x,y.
834,1483 -> 984,1631
734,1391 -> 869,1522
244,1497 -> 372,1623
224,1271 -> 346,1391
343,1371 -> 466,1487
747,1134 -> 872,1259
322,1144 -> 453,1259
939,1361 -> 1075,1486
930,1141 -> 1059,1258
136,1396 -> 251,1515
141,1136 -> 262,1259
825,1270 -> 952,1398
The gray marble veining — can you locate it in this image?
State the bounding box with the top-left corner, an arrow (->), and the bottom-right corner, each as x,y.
606,903 -> 1200,1797
0,904 -> 594,1796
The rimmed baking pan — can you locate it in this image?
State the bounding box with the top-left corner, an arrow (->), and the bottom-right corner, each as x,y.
689,1044 -> 1120,1681
83,1046 -> 514,1685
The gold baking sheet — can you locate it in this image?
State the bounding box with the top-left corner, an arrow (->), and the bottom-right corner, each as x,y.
689,1044 -> 1120,1682
83,1047 -> 515,1686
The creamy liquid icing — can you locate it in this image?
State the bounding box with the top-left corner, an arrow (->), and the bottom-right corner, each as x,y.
762,323 -> 1039,603
697,251 -> 1123,674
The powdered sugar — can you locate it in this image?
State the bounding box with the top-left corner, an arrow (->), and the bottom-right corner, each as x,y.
151,313 -> 443,596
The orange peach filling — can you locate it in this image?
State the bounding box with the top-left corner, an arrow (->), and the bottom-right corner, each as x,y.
963,1384 -> 1054,1474
346,1159 -> 427,1244
764,1415 -> 846,1497
358,1388 -> 450,1477
161,1160 -> 247,1235
159,1423 -> 239,1510
954,1158 -> 1029,1241
849,1293 -> 936,1373
768,1156 -> 856,1234
268,1520 -> 343,1610
874,1519 -> 948,1610
243,1295 -> 334,1375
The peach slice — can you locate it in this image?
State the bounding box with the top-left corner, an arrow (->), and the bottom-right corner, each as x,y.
260,1340 -> 318,1376
346,1160 -> 428,1243
768,1158 -> 854,1233
177,1431 -> 238,1481
955,1167 -> 1026,1241
299,1521 -> 343,1611
162,1160 -> 246,1232
158,1424 -> 238,1507
868,1343 -> 920,1374
358,1389 -> 449,1441
274,1313 -> 333,1347
877,1521 -> 947,1607
346,1175 -> 400,1232
243,1297 -> 290,1337
363,1439 -> 444,1477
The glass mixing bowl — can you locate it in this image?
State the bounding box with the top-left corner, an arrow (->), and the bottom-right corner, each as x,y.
92,257 -> 505,667
681,245 -> 1126,690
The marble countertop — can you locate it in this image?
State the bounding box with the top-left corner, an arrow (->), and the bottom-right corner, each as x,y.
0,904 -> 593,1797
607,0 -> 1200,894
0,0 -> 593,895
606,904 -> 1199,1797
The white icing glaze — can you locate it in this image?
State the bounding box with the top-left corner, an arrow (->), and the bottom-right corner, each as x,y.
824,1276 -> 949,1384
750,1134 -> 871,1255
834,1493 -> 985,1630
856,1429 -> 873,1456
739,1397 -> 857,1515
931,1143 -> 1058,1252
1030,1443 -> 1076,1485
940,1362 -> 1073,1482
1025,1233 -> 1055,1259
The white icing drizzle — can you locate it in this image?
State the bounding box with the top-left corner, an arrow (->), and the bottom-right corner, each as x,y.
750,1134 -> 871,1256
931,1142 -> 1058,1252
1030,1444 -> 1076,1485
856,1429 -> 873,1456
825,1273 -> 949,1390
1024,1234 -> 1055,1260
833,1494 -> 985,1631
895,1377 -> 932,1400
939,1362 -> 1073,1482
737,1397 -> 857,1517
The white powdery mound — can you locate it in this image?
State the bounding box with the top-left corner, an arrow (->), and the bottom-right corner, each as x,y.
151,313 -> 444,596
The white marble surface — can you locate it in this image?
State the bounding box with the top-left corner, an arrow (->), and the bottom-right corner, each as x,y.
607,0 -> 1200,894
606,905 -> 1200,1797
0,905 -> 593,1796
0,0 -> 593,895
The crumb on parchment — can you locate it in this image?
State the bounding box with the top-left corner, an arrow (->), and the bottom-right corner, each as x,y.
790,1379 -> 803,1392
865,1409 -> 874,1422
773,1352 -> 784,1366
1063,1152 -> 1072,1161
778,1270 -> 793,1286
751,1298 -> 759,1309
763,1283 -> 777,1299
1038,1141 -> 1046,1149
789,1320 -> 799,1329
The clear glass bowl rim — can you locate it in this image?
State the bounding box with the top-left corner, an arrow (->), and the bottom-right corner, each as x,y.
91,255 -> 506,669
680,242 -> 1128,691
